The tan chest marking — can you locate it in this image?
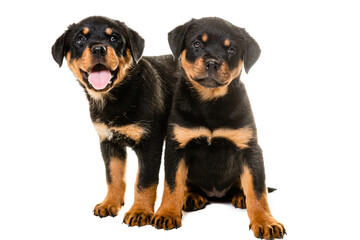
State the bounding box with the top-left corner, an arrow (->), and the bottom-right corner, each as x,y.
93,122 -> 148,143
172,124 -> 253,149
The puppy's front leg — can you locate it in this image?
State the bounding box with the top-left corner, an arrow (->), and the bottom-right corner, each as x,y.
94,140 -> 127,218
152,139 -> 188,230
123,137 -> 163,227
241,146 -> 286,239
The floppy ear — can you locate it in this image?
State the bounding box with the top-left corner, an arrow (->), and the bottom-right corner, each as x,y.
52,24 -> 75,67
242,29 -> 261,74
168,19 -> 195,59
126,27 -> 145,63
52,32 -> 67,67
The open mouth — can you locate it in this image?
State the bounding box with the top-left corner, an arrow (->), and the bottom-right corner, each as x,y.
195,78 -> 227,88
80,64 -> 119,91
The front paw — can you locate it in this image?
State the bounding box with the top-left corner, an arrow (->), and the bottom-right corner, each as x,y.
151,211 -> 182,230
123,208 -> 153,227
93,201 -> 123,218
249,216 -> 286,239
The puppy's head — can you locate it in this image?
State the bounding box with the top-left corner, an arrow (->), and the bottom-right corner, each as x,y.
168,17 -> 260,99
52,16 -> 144,94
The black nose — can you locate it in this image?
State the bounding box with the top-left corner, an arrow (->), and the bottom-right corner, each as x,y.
91,45 -> 107,58
204,59 -> 219,71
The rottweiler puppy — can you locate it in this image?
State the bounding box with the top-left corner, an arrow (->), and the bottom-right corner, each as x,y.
152,17 -> 286,239
52,16 -> 178,226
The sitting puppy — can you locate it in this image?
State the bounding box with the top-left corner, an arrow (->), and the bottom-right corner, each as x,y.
152,17 -> 285,239
52,16 -> 178,226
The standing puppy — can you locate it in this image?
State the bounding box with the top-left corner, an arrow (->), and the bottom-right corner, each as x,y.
152,17 -> 285,239
52,16 -> 178,226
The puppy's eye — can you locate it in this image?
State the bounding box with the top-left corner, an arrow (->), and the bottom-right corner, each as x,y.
75,35 -> 86,45
110,36 -> 118,42
228,46 -> 236,55
193,40 -> 202,50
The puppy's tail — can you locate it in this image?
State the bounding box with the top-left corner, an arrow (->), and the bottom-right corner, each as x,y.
267,187 -> 277,193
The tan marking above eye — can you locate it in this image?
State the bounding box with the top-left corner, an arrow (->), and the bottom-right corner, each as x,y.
105,28 -> 113,35
202,34 -> 208,42
224,39 -> 231,47
82,27 -> 89,35
172,124 -> 253,149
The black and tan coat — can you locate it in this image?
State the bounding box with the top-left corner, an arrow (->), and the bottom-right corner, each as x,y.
152,17 -> 285,240
52,16 -> 178,226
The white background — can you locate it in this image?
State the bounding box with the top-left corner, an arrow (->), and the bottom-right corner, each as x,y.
1,0 -> 359,239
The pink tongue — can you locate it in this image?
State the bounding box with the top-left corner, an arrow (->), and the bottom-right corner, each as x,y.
88,69 -> 111,90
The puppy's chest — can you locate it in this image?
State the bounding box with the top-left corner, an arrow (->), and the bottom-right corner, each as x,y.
93,120 -> 149,145
172,124 -> 253,150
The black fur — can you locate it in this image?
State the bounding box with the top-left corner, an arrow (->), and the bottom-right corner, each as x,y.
165,17 -> 266,200
52,16 -> 178,197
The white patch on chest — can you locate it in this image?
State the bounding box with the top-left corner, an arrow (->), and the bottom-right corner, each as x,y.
93,122 -> 148,143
